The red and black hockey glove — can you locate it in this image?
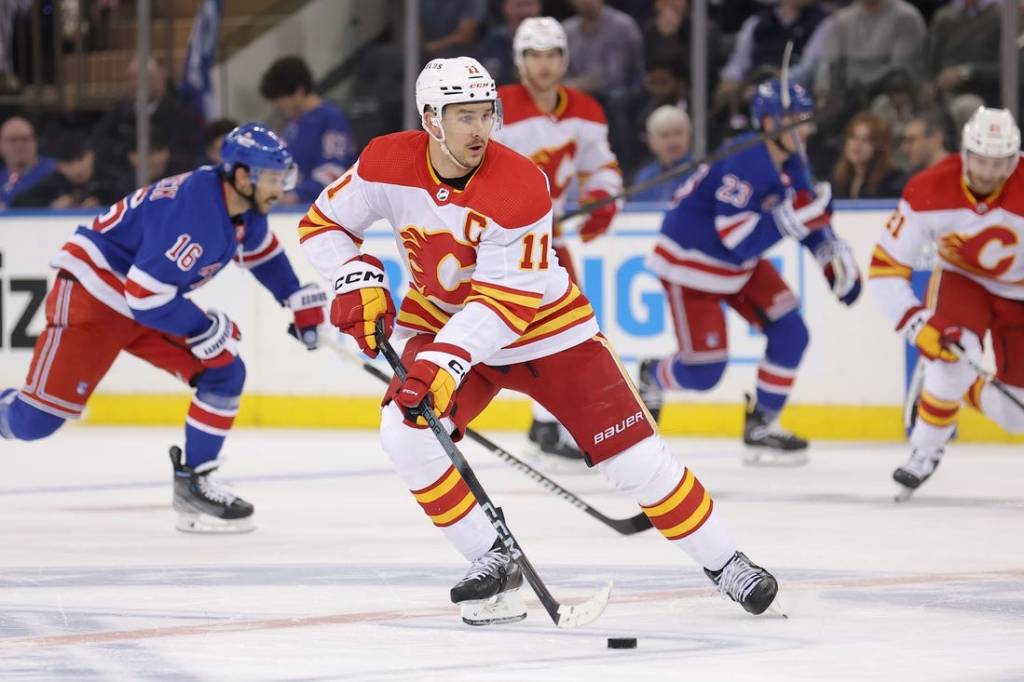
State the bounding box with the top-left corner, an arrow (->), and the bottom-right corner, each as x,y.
578,190 -> 618,243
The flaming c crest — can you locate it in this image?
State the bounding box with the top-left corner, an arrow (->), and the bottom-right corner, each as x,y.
530,140 -> 577,199
938,226 -> 1019,279
400,226 -> 477,305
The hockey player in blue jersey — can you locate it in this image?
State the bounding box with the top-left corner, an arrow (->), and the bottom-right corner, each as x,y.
0,123 -> 328,532
637,80 -> 862,465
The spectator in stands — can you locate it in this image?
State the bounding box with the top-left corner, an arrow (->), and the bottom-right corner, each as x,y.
815,0 -> 927,118
631,105 -> 694,203
91,54 -> 199,180
716,0 -> 831,124
899,109 -> 952,173
831,111 -> 907,199
642,0 -> 724,95
201,118 -> 239,166
476,0 -> 541,85
259,56 -> 357,205
420,0 -> 488,59
10,133 -> 105,209
0,116 -> 56,209
563,0 -> 643,97
101,130 -> 172,201
926,0 -> 999,108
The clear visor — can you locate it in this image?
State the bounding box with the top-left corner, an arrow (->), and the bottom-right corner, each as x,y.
440,100 -> 502,135
252,164 -> 298,193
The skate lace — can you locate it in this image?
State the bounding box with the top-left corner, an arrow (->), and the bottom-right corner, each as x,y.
197,475 -> 237,506
463,549 -> 508,582
905,449 -> 941,477
714,556 -> 762,603
755,418 -> 798,441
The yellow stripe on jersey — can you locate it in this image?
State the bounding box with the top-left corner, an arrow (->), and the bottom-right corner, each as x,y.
868,245 -> 912,280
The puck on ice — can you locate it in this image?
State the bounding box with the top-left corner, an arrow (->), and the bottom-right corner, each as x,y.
607,637 -> 637,649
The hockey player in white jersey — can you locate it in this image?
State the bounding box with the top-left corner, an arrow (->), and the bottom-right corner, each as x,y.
493,17 -> 624,464
868,107 -> 1024,498
299,57 -> 780,625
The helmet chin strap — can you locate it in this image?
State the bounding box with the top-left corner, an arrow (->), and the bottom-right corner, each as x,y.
426,111 -> 472,171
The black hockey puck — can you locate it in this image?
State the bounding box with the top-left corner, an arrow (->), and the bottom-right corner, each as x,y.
607,637 -> 637,649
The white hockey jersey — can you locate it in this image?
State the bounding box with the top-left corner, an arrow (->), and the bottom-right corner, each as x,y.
493,84 -> 621,222
868,154 -> 1024,329
298,130 -> 598,366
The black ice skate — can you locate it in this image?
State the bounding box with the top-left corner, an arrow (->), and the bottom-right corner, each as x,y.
705,551 -> 779,616
742,393 -> 809,466
893,447 -> 944,502
170,446 -> 255,533
451,539 -> 526,626
527,419 -> 585,469
637,358 -> 663,424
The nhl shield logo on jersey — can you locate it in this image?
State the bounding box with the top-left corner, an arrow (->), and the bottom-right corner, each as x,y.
400,226 -> 477,304
436,187 -> 450,202
938,226 -> 1019,279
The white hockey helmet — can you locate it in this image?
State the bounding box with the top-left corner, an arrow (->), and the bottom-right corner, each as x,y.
961,106 -> 1021,188
962,106 -> 1021,159
513,17 -> 569,67
415,57 -> 499,133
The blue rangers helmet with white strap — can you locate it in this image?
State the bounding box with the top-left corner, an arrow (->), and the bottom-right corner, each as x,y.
220,122 -> 297,189
750,79 -> 814,129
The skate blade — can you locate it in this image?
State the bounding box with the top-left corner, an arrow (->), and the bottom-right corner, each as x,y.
893,486 -> 916,503
766,594 -> 789,619
460,588 -> 527,626
742,448 -> 809,468
175,512 -> 255,534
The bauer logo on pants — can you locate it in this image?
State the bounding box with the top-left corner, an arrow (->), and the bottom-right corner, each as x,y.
594,410 -> 645,445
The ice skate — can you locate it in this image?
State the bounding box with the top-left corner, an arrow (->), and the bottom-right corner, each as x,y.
637,358 -> 663,424
170,446 -> 255,533
742,394 -> 809,466
893,447 -> 944,502
705,551 -> 780,616
527,419 -> 586,471
451,539 -> 526,626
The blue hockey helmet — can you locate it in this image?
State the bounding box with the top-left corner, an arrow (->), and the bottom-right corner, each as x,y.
220,123 -> 297,191
750,79 -> 814,129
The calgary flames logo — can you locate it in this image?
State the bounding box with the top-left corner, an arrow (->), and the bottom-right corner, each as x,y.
938,225 -> 1019,279
400,226 -> 477,305
530,141 -> 577,199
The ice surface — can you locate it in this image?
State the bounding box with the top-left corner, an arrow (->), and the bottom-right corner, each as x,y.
1,427 -> 1022,681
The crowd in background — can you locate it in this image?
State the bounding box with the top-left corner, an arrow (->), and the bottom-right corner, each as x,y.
0,0 -> 1003,210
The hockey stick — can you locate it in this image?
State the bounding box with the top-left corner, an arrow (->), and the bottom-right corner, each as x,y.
951,345 -> 1024,414
320,332 -> 653,535
559,113 -> 815,221
375,321 -> 612,629
780,41 -> 850,288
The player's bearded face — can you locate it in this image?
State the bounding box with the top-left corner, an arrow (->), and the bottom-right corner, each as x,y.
522,49 -> 565,90
441,103 -> 496,168
252,168 -> 293,214
964,151 -> 1015,197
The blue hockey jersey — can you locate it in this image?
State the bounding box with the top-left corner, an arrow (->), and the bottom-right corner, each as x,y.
283,102 -> 357,204
50,167 -> 300,337
647,133 -> 816,294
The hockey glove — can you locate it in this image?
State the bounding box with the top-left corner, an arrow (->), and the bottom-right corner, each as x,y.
814,238 -> 862,306
187,309 -> 241,368
394,343 -> 472,422
285,283 -> 328,350
330,255 -> 396,358
773,182 -> 832,240
578,190 -> 617,243
899,306 -> 964,363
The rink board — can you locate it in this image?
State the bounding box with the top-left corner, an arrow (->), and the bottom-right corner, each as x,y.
0,203 -> 1018,442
